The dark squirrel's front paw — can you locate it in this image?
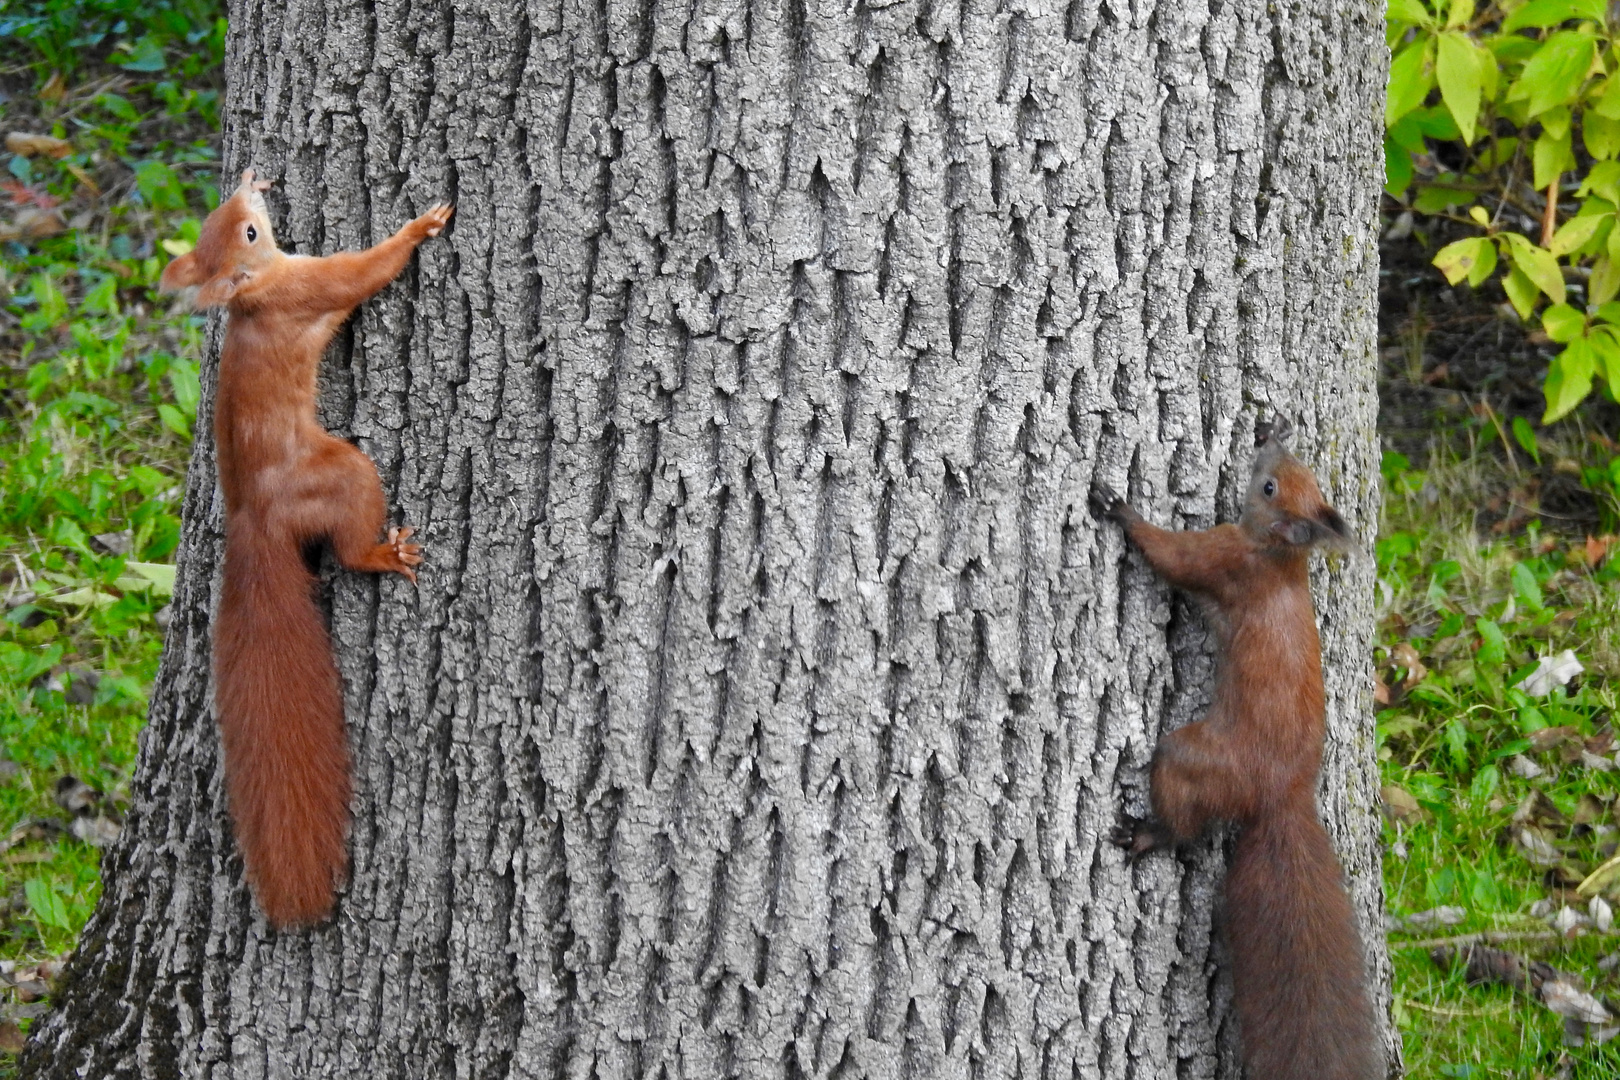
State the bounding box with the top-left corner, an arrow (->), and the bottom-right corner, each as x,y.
1112,813 -> 1166,860
1090,482 -> 1125,522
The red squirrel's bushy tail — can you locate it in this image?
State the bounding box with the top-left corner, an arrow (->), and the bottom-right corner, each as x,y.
1225,802 -> 1381,1080
212,530 -> 350,927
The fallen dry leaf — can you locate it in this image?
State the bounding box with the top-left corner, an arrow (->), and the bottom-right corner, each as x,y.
0,206 -> 67,243
1530,726 -> 1581,754
1515,826 -> 1566,867
1542,977 -> 1611,1024
0,1020 -> 22,1054
1514,789 -> 1570,828
1518,651 -> 1586,696
4,132 -> 70,159
1392,642 -> 1429,689
37,72 -> 65,104
1381,784 -> 1424,825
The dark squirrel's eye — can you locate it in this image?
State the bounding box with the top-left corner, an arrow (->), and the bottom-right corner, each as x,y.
246,224 -> 258,243
1263,479 -> 1276,498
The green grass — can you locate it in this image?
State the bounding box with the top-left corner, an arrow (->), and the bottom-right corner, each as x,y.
1379,421 -> 1620,1077
0,0 -> 220,1049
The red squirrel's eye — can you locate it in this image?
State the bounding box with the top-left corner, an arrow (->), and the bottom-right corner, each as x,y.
246,224 -> 258,243
1263,479 -> 1276,498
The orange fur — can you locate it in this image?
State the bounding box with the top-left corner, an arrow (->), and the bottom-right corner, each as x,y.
1095,418 -> 1378,1080
161,171 -> 450,927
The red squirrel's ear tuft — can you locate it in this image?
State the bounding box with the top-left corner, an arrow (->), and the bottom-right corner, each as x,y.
1269,518 -> 1317,546
1269,506 -> 1353,549
193,270 -> 249,309
158,251 -> 200,293
1316,505 -> 1351,544
1254,415 -> 1295,448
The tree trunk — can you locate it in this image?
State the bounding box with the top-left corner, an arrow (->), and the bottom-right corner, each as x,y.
28,0 -> 1393,1076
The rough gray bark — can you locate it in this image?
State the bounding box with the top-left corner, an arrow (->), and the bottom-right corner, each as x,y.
29,0 -> 1394,1076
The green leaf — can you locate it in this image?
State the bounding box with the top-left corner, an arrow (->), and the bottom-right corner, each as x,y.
1445,717 -> 1470,770
1597,76 -> 1620,120
1504,232 -> 1567,302
1587,112 -> 1620,159
1434,237 -> 1488,284
1386,136 -> 1416,196
1589,325 -> 1620,386
1388,37 -> 1437,126
1437,32 -> 1484,142
1600,250 -> 1620,302
1504,264 -> 1541,319
114,35 -> 166,73
1388,114 -> 1429,154
132,159 -> 186,212
1544,301 -> 1587,340
1502,0 -> 1607,32
1551,212 -> 1609,255
1544,105 -> 1575,141
1544,336 -> 1598,422
156,403 -> 191,439
1470,764 -> 1501,804
1468,235 -> 1499,285
25,879 -> 70,931
1588,162 -> 1620,203
1413,182 -> 1477,213
1512,415 -> 1543,463
1447,0 -> 1475,26
122,562 -> 176,597
1476,618 -> 1507,666
1512,562 -> 1546,610
1387,0 -> 1434,24
1534,129 -> 1577,189
1517,31 -> 1597,118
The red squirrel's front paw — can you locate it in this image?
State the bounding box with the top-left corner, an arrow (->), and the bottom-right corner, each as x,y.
1090,482 -> 1143,527
384,526 -> 423,583
414,203 -> 454,238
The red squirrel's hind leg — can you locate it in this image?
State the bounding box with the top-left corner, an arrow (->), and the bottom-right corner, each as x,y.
1119,720 -> 1252,855
289,437 -> 423,582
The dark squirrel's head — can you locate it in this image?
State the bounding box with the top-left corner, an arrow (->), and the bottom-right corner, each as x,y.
1240,416 -> 1352,551
158,169 -> 278,309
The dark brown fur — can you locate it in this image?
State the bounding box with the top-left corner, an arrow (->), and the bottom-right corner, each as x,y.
1093,418 -> 1379,1080
160,171 -> 451,927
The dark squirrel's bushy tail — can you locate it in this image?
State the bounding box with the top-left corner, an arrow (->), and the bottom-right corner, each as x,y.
212,531 -> 350,927
1225,802 -> 1381,1080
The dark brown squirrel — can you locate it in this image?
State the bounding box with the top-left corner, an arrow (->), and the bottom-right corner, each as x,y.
1092,418 -> 1380,1080
159,170 -> 452,927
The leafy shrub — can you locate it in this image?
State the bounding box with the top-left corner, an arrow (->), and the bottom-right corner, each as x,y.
1386,0 -> 1620,421
0,0 -> 224,80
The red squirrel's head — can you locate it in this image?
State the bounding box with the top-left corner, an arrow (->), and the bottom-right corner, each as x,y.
158,169 -> 279,308
1240,417 -> 1352,552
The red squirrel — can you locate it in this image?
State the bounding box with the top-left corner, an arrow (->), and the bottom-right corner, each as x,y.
1092,418 -> 1379,1080
159,170 -> 452,927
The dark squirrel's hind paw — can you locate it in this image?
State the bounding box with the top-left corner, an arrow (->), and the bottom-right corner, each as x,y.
1112,813 -> 1167,860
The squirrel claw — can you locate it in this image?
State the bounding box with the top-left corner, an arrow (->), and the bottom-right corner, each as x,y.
386,527 -> 423,582
1090,482 -> 1124,522
417,203 -> 454,237
1112,813 -> 1164,860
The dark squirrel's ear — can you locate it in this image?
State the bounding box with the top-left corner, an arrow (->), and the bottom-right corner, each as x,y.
1316,505 -> 1351,543
1269,518 -> 1316,546
1255,415 -> 1295,448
